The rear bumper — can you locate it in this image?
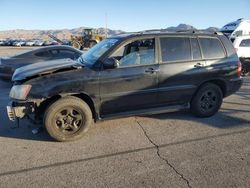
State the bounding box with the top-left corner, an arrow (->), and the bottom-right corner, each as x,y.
225,77 -> 243,97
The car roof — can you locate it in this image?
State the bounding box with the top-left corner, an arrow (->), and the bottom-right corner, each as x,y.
110,30 -> 224,40
37,45 -> 81,51
12,45 -> 83,58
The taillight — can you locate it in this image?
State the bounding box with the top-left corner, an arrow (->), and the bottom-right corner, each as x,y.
237,61 -> 242,77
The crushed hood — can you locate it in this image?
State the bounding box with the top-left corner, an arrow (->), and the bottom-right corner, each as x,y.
12,58 -> 82,81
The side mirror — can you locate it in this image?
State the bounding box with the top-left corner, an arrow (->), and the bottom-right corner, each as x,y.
103,58 -> 119,69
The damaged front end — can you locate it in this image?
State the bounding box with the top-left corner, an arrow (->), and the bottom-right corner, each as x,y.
6,59 -> 83,122
7,83 -> 45,123
7,101 -> 35,121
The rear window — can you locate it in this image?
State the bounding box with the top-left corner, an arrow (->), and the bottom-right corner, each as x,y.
239,39 -> 250,47
199,37 -> 225,59
160,37 -> 191,62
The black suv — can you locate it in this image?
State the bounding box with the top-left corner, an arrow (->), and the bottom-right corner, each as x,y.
7,31 -> 243,141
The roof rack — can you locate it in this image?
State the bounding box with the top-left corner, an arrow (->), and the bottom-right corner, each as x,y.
141,29 -> 166,33
176,30 -> 197,33
117,30 -> 224,36
176,30 -> 224,35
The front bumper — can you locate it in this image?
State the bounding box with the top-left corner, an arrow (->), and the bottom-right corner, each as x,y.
6,101 -> 34,121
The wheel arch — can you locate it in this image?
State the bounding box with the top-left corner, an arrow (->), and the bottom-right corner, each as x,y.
37,92 -> 98,121
195,79 -> 227,98
71,93 -> 98,120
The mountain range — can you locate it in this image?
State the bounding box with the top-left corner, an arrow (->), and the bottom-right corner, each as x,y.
0,24 -> 220,41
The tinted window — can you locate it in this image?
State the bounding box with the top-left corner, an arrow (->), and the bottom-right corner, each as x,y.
190,38 -> 201,60
199,38 -> 225,59
160,37 -> 191,62
49,49 -> 78,60
35,51 -> 51,58
220,36 -> 235,56
110,39 -> 155,67
239,39 -> 250,47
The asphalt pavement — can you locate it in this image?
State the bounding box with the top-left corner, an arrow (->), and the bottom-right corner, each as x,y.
0,78 -> 249,188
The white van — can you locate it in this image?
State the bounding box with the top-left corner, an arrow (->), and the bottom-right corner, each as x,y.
220,18 -> 250,42
233,36 -> 250,59
233,36 -> 250,75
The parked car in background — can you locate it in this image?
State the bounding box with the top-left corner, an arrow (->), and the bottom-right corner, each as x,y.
220,18 -> 250,42
0,45 -> 83,80
233,36 -> 250,58
43,40 -> 59,46
13,40 -> 26,47
233,36 -> 250,75
0,39 -> 7,46
6,31 -> 242,141
34,40 -> 44,46
5,39 -> 16,46
25,40 -> 36,46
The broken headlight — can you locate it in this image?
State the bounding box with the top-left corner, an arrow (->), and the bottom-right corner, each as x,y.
9,85 -> 32,100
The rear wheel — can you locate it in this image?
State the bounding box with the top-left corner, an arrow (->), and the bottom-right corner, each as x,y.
44,96 -> 92,141
191,83 -> 223,117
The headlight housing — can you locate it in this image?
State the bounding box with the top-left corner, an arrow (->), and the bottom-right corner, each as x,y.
9,85 -> 32,100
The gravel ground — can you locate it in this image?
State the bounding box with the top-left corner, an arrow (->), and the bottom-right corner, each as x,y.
0,46 -> 37,56
0,47 -> 249,188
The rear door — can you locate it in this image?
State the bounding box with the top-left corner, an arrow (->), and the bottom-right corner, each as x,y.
157,35 -> 206,105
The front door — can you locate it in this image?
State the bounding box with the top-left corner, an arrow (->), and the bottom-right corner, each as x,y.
99,38 -> 159,116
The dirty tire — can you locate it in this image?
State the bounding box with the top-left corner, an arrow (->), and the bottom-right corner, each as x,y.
191,83 -> 223,117
89,41 -> 97,48
72,41 -> 82,50
44,96 -> 92,142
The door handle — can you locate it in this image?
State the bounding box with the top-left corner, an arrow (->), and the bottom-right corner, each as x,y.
194,62 -> 205,68
145,68 -> 160,73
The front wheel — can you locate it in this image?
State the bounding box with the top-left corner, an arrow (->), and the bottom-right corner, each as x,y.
191,83 -> 223,117
44,96 -> 92,141
72,41 -> 82,50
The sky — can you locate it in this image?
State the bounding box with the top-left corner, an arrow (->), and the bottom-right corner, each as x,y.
0,0 -> 250,31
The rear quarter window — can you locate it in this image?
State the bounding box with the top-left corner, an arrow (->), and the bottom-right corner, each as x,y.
160,37 -> 191,62
199,37 -> 225,59
219,35 -> 235,57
